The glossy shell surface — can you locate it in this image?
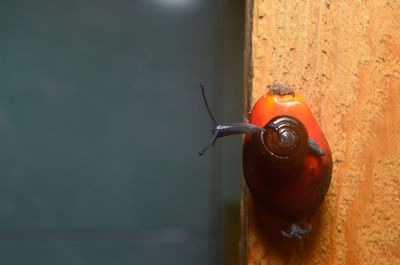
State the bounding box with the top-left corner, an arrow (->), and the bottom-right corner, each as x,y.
243,92 -> 333,221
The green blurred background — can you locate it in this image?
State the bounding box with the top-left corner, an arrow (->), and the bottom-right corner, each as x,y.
0,0 -> 244,264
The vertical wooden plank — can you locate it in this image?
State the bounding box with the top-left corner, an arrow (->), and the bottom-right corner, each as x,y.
240,0 -> 254,264
242,0 -> 400,264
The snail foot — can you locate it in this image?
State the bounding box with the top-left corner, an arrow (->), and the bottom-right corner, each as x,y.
309,138 -> 325,156
281,222 -> 311,239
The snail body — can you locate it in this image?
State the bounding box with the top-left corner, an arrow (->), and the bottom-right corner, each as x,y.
199,84 -> 332,239
243,89 -> 332,221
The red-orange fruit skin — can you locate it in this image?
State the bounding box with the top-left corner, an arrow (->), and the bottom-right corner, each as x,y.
243,93 -> 333,221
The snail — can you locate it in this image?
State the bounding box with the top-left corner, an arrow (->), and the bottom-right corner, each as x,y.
199,84 -> 332,239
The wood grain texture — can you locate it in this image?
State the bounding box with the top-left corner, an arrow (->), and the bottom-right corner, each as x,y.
242,0 -> 400,264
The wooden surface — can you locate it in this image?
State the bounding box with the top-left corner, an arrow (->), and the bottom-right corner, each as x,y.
241,0 -> 400,264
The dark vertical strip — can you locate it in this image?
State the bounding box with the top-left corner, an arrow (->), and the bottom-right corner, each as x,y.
241,0 -> 255,264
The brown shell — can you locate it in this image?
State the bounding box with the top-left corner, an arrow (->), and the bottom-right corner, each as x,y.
251,115 -> 309,167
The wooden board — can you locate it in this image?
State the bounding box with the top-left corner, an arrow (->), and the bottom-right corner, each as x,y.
241,0 -> 400,264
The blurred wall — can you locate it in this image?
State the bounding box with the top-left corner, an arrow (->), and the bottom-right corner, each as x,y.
0,1 -> 243,264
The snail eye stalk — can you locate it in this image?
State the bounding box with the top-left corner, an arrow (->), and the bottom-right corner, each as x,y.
199,84 -> 264,156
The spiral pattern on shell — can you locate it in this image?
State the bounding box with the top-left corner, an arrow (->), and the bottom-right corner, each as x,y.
251,115 -> 309,167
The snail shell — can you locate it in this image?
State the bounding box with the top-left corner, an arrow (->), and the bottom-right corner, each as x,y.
251,115 -> 309,167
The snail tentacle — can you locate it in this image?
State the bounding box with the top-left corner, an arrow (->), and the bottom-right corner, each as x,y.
200,84 -> 218,125
199,129 -> 219,156
199,84 -> 265,156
